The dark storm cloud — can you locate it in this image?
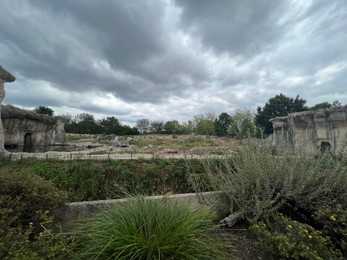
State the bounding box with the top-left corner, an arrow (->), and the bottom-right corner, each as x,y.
175,0 -> 287,57
0,0 -> 208,103
1,0 -> 346,123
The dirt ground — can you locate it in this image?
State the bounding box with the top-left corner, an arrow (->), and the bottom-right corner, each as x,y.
68,134 -> 241,156
218,229 -> 264,260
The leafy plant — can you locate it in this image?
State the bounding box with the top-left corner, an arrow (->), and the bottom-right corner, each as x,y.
28,159 -> 200,201
74,196 -> 228,259
314,205 -> 347,257
192,146 -> 347,224
0,171 -> 67,259
250,213 -> 342,259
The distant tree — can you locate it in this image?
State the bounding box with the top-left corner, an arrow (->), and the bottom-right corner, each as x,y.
65,113 -> 102,134
214,112 -> 232,137
181,120 -> 194,135
121,125 -> 140,135
193,113 -> 216,135
163,120 -> 182,134
310,102 -> 332,111
136,118 -> 150,134
34,106 -> 54,116
150,120 -> 164,134
255,94 -> 307,135
99,116 -> 123,135
229,109 -> 258,139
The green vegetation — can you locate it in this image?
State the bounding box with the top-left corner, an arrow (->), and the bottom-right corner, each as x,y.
192,146 -> 347,258
255,93 -> 307,135
65,113 -> 139,135
0,171 -> 68,259
250,213 -> 342,259
1,144 -> 347,258
1,158 -> 203,202
75,196 -> 227,259
34,105 -> 54,116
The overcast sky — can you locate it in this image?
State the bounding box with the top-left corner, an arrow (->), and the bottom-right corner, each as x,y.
1,0 -> 346,125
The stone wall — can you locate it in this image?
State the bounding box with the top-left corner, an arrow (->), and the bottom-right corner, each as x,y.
59,192 -> 229,231
1,105 -> 67,147
271,106 -> 347,154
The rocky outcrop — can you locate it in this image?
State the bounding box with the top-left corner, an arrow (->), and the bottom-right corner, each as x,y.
271,106 -> 347,154
0,66 -> 16,160
1,105 -> 67,148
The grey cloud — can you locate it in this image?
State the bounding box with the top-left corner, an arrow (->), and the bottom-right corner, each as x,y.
1,0 -> 206,103
174,0 -> 287,58
1,0 -> 346,124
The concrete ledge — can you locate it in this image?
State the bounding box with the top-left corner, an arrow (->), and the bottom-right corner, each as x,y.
58,192 -> 230,230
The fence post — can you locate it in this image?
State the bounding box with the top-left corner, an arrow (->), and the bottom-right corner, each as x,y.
108,153 -> 110,160
70,153 -> 72,160
131,153 -> 133,160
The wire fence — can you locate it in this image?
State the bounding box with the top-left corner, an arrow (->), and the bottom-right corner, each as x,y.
6,152 -> 229,161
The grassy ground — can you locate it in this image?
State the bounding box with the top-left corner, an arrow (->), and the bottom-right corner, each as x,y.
67,133 -> 240,156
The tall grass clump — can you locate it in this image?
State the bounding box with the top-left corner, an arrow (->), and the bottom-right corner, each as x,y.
191,146 -> 347,224
74,196 -> 227,260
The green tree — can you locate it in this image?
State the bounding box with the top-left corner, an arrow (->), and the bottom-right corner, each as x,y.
181,120 -> 194,135
34,106 -> 54,116
99,116 -> 123,135
229,109 -> 257,139
163,120 -> 181,134
136,118 -> 150,134
255,94 -> 307,135
310,102 -> 332,111
121,125 -> 140,135
65,113 -> 102,134
214,112 -> 232,137
193,113 -> 216,135
150,120 -> 164,134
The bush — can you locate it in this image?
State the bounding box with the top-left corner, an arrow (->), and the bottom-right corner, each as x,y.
0,171 -> 67,259
250,213 -> 342,259
314,205 -> 347,257
193,146 -> 347,223
74,196 -> 227,259
29,159 -> 201,201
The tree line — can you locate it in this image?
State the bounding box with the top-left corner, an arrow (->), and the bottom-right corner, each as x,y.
33,94 -> 343,137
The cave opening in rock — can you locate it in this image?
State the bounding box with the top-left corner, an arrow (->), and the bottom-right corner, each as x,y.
24,133 -> 33,150
320,141 -> 331,153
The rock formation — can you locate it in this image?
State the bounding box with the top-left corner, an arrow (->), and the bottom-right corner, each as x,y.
1,105 -> 67,148
271,106 -> 347,154
0,66 -> 15,160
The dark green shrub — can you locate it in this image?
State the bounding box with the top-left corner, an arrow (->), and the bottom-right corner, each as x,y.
0,171 -> 67,259
314,206 -> 347,257
30,159 -> 202,201
250,213 -> 342,259
74,196 -> 228,259
32,161 -> 105,201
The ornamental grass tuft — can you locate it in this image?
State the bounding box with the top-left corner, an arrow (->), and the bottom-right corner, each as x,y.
74,196 -> 227,259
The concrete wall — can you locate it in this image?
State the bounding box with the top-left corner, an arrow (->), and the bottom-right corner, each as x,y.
58,192 -> 230,231
1,105 -> 67,147
271,106 -> 347,154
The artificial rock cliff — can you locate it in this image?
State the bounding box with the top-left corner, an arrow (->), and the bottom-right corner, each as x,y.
1,105 -> 67,148
0,66 -> 15,159
271,106 -> 347,154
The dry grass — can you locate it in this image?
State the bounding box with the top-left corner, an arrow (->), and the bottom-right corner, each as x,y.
68,134 -> 240,156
